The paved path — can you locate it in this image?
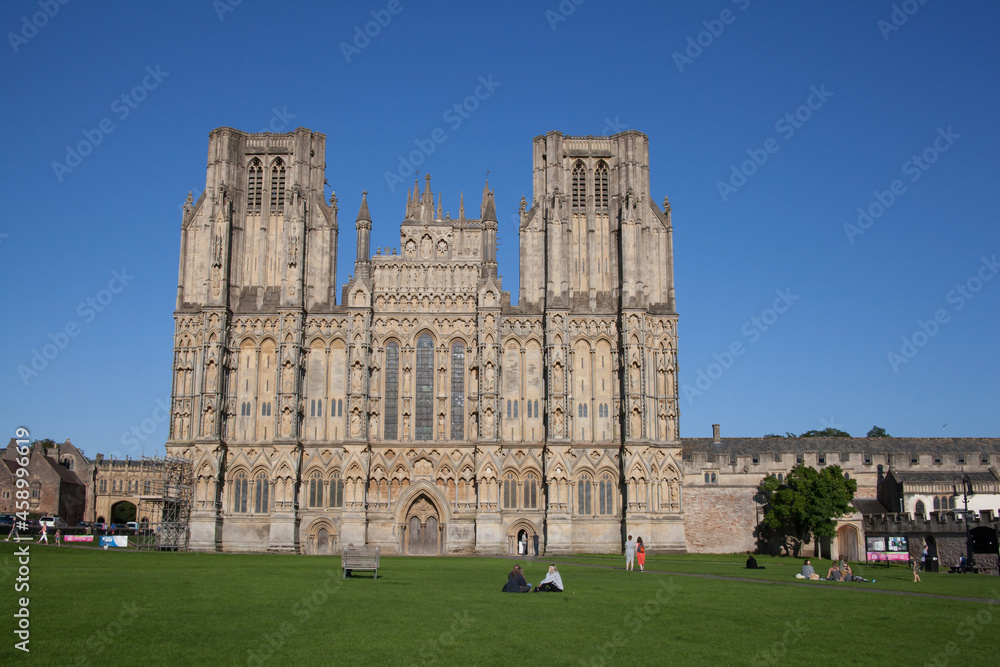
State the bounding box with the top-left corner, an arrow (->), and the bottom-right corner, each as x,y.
546,559 -> 1000,605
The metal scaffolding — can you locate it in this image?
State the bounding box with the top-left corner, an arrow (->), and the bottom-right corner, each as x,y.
135,456 -> 193,551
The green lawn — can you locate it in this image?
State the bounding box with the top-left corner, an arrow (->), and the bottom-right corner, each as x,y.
1,544 -> 998,665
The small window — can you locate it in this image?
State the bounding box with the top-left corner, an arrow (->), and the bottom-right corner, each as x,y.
507,401 -> 512,419
513,401 -> 518,419
752,454 -> 759,465
796,453 -> 803,464
711,472 -> 718,484
864,453 -> 872,465
982,455 -> 990,465
957,454 -> 965,465
773,453 -> 782,463
777,473 -> 784,482
818,454 -> 826,465
911,454 -> 919,465
843,472 -> 850,480
915,500 -> 925,516
933,454 -> 941,464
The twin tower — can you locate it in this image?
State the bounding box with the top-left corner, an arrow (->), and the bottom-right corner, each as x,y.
168,127 -> 683,555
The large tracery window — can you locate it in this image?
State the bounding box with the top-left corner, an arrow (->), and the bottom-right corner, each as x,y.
599,472 -> 614,515
309,472 -> 323,508
415,334 -> 434,441
523,473 -> 538,509
233,472 -> 248,513
571,161 -> 586,210
330,473 -> 344,508
247,158 -> 263,213
384,342 -> 399,439
596,161 -> 609,210
450,341 -> 465,440
577,474 -> 592,515
270,158 -> 286,212
254,473 -> 269,514
503,472 -> 517,510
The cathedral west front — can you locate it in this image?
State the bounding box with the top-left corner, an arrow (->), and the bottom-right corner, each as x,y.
167,127 -> 684,555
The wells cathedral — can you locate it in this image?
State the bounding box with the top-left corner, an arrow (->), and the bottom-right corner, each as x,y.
164,127 -> 1000,562
169,127 -> 682,555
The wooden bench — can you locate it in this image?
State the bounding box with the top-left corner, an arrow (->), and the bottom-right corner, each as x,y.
342,546 -> 380,579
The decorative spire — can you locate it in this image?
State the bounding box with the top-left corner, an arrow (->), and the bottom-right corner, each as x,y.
482,195 -> 497,224
459,191 -> 465,221
436,191 -> 443,220
356,190 -> 371,222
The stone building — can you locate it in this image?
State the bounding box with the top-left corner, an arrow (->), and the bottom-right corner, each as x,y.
1,439 -> 87,525
680,432 -> 1000,564
162,126 -> 1000,559
167,127 -> 681,554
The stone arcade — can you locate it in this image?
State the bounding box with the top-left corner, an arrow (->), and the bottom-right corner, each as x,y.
167,127 -> 682,554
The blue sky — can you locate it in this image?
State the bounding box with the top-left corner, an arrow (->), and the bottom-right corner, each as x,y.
2,0 -> 998,458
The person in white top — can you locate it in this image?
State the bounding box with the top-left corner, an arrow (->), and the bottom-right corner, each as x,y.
534,564 -> 564,592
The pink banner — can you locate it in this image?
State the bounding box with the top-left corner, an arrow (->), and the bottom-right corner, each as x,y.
64,535 -> 94,542
867,552 -> 909,562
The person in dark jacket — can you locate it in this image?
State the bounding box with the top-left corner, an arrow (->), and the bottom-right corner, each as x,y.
502,564 -> 531,592
745,551 -> 765,569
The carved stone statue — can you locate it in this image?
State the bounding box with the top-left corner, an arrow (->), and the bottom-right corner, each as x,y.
351,364 -> 363,393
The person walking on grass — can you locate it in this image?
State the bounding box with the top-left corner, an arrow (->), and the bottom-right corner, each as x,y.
912,557 -> 921,583
636,536 -> 646,572
625,534 -> 637,571
55,528 -> 61,547
39,522 -> 49,545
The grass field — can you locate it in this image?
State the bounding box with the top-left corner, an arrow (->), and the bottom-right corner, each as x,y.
1,544 -> 998,666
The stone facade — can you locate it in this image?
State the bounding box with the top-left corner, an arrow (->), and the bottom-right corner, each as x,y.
159,126 -> 1000,558
166,128 -> 682,554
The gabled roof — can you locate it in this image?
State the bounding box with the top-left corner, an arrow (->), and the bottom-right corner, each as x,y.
42,456 -> 85,486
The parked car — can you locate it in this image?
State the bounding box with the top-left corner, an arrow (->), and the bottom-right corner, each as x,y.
39,516 -> 68,528
126,521 -> 140,532
0,515 -> 15,527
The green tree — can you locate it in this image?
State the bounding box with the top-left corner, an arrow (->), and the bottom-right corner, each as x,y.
799,427 -> 851,438
756,464 -> 857,557
867,425 -> 890,438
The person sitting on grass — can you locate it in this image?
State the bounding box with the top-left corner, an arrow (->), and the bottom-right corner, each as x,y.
745,551 -> 765,569
796,559 -> 816,579
502,564 -> 532,593
839,558 -> 852,580
534,564 -> 564,592
826,564 -> 843,581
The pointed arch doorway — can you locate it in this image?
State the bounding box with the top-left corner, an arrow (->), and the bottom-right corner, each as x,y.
404,494 -> 440,555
